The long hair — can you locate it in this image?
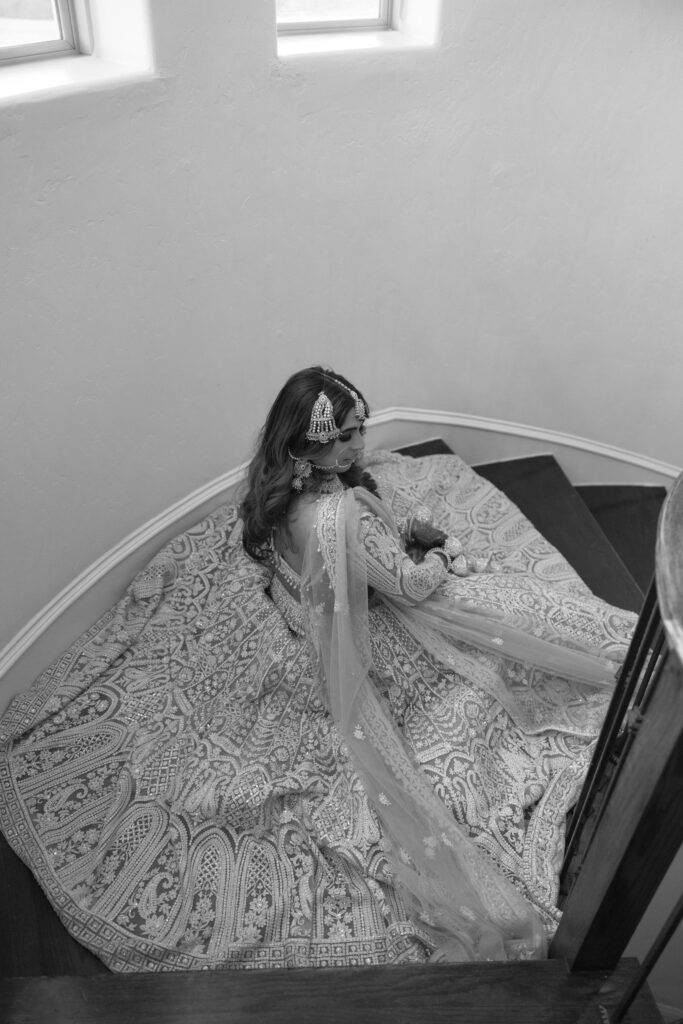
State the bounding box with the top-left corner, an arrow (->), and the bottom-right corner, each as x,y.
240,366 -> 378,562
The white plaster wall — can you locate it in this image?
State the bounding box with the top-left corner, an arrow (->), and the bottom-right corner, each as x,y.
3,0 -> 683,654
1,0 -> 683,1004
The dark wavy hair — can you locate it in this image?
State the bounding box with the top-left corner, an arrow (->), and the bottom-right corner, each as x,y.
240,366 -> 379,562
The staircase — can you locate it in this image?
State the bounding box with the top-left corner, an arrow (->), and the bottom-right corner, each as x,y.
400,443 -> 663,614
0,449 -> 669,1023
0,958 -> 667,1024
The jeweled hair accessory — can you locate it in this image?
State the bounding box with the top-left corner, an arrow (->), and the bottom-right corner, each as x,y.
288,449 -> 313,491
336,380 -> 366,422
305,391 -> 342,443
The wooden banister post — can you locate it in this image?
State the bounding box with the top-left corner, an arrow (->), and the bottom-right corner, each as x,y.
550,650 -> 683,970
551,470 -> 683,972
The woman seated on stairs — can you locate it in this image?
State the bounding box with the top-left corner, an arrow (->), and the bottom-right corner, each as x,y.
0,367 -> 637,971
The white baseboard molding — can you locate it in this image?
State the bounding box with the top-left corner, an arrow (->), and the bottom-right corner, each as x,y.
370,408 -> 681,487
0,410 -> 679,714
0,461 -> 248,714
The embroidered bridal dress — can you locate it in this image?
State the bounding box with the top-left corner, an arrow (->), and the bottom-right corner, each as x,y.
0,452 -> 635,970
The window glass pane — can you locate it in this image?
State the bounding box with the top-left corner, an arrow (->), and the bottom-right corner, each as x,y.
0,0 -> 59,48
277,1 -> 382,25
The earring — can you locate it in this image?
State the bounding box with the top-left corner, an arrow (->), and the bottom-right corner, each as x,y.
289,450 -> 313,491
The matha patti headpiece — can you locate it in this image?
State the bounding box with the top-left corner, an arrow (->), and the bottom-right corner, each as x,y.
336,380 -> 367,423
304,378 -> 367,444
305,391 -> 342,443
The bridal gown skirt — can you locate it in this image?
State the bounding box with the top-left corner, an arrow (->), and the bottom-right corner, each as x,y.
0,452 -> 635,970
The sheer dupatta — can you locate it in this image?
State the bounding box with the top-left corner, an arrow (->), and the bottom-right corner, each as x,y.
300,488 -> 548,961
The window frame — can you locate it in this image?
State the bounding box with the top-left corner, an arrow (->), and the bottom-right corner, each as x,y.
276,0 -> 393,37
0,0 -> 79,66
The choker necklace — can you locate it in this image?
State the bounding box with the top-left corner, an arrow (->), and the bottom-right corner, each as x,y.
316,472 -> 344,494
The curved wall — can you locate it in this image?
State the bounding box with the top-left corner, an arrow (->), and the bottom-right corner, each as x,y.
1,410 -> 678,716
3,1 -> 683,703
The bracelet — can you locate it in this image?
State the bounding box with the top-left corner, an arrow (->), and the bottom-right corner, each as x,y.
426,548 -> 451,571
426,535 -> 463,573
406,505 -> 433,542
406,515 -> 502,577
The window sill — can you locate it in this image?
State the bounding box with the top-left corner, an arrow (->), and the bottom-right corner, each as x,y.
0,52 -> 156,106
278,27 -> 436,58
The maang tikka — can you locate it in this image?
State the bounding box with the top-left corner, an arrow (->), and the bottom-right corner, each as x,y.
304,381 -> 366,443
290,378 -> 367,491
305,392 -> 342,443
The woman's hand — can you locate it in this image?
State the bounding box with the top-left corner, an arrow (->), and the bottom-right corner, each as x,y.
410,522 -> 448,550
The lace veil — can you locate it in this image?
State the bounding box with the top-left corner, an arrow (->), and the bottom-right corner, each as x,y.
301,488 -> 555,961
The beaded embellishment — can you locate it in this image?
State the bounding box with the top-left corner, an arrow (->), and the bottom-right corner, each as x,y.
305,392 -> 341,443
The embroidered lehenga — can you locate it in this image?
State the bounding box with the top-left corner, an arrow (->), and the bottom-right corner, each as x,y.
0,451 -> 635,971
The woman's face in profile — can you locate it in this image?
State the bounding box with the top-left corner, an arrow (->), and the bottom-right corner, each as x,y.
313,408 -> 366,472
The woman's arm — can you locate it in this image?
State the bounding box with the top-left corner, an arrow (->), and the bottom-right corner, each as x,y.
358,510 -> 450,604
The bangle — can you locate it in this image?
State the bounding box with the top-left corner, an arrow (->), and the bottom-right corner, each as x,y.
427,536 -> 463,573
414,525 -> 498,577
406,505 -> 433,541
427,547 -> 449,567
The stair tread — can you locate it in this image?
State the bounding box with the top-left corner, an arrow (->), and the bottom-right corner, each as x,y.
0,958 -> 664,1023
0,830 -> 105,977
576,484 -> 665,594
396,444 -> 643,613
395,438 -> 455,458
473,455 -> 643,612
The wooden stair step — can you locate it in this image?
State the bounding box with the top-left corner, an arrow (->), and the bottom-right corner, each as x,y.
472,455 -> 644,613
397,443 -> 644,613
0,829 -> 105,977
0,958 -> 665,1024
576,483 -> 666,595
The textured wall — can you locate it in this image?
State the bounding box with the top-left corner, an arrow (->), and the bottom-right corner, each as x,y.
2,0 -> 682,649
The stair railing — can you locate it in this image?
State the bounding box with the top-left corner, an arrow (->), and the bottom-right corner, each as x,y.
549,470 -> 683,996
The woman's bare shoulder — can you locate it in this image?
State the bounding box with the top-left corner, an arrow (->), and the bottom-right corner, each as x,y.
274,496 -> 320,570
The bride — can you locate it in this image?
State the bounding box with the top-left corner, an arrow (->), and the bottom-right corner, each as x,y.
0,366 -> 635,971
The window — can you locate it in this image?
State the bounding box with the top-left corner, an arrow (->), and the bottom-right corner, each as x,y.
276,0 -> 439,57
276,0 -> 393,36
0,2 -> 155,106
0,0 -> 79,64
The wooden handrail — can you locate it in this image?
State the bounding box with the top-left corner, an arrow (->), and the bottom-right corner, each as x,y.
550,471 -> 683,972
657,470 -> 683,666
